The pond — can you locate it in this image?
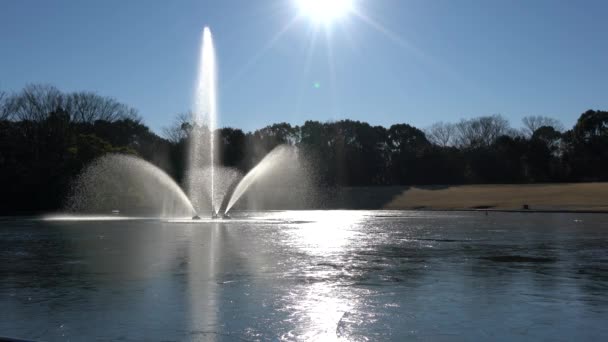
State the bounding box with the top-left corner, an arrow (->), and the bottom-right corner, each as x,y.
1,211 -> 607,341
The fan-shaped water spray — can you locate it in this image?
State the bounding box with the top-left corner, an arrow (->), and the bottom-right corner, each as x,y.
66,154 -> 195,217
225,145 -> 302,213
65,27 -> 315,219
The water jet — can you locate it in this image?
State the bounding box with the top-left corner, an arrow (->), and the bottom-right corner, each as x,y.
65,27 -> 313,219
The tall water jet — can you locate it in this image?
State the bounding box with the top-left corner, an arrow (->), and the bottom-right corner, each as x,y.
189,27 -> 219,215
63,27 -> 316,219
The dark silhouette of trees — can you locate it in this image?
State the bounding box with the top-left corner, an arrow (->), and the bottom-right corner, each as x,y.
66,91 -> 140,123
5,84 -> 64,122
561,110 -> 608,181
387,124 -> 430,184
1,84 -> 607,213
4,84 -> 140,124
0,86 -> 154,213
426,122 -> 456,147
245,122 -> 298,169
0,90 -> 9,120
219,127 -> 246,168
521,115 -> 564,137
162,112 -> 192,143
454,115 -> 513,148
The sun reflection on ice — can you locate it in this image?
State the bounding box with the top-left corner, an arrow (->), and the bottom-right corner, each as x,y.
282,210 -> 365,256
282,282 -> 355,341
274,211 -> 367,340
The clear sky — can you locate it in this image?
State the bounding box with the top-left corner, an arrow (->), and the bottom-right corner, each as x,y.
1,0 -> 607,133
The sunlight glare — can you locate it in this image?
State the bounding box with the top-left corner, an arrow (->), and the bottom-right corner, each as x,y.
295,0 -> 354,24
284,211 -> 363,256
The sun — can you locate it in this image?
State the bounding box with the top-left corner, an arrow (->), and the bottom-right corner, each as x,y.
295,0 -> 354,25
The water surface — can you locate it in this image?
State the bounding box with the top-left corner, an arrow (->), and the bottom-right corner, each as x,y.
1,211 -> 607,341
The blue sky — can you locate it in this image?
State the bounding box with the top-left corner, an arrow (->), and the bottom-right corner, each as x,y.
1,0 -> 607,133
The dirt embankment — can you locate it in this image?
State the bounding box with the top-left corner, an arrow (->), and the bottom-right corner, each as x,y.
326,183 -> 608,212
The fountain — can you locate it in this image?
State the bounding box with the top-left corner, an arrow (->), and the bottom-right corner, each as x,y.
65,27 -> 315,219
225,145 -> 297,213
66,154 -> 195,217
188,27 -> 220,218
185,27 -> 313,218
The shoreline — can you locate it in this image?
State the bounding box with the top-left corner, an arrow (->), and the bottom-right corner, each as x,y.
1,208 -> 608,218
401,208 -> 608,214
3,182 -> 608,216
326,182 -> 608,213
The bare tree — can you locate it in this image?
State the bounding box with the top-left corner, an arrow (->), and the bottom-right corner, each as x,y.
3,85 -> 140,123
7,84 -> 64,121
0,90 -> 9,120
426,122 -> 456,147
521,115 -> 564,137
65,91 -> 140,123
162,112 -> 193,143
454,114 -> 512,148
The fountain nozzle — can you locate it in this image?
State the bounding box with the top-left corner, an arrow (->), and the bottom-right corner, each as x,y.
210,212 -> 231,220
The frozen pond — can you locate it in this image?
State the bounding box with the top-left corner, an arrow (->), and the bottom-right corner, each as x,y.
1,211 -> 608,341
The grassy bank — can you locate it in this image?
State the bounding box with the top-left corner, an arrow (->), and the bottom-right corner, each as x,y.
380,183 -> 608,211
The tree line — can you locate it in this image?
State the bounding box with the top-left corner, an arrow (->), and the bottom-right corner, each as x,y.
1,84 -> 607,213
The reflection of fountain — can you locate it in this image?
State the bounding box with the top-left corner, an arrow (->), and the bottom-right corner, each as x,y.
66,27 -> 314,219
